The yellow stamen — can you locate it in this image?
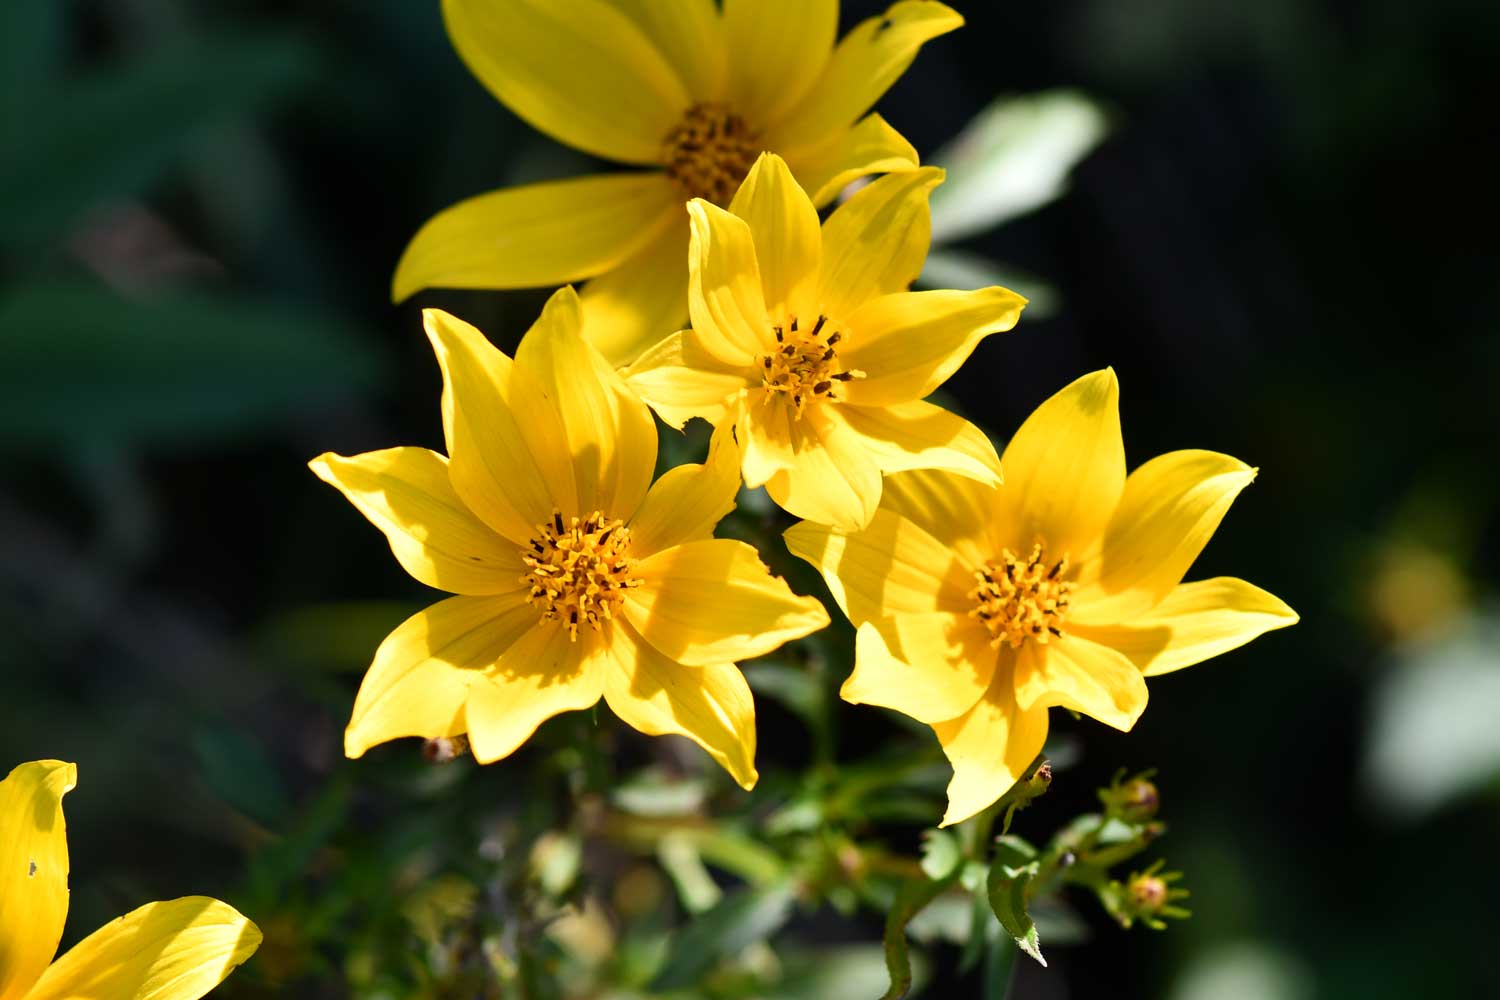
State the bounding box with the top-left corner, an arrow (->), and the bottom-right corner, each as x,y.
661,102 -> 760,205
969,542 -> 1072,649
521,510 -> 641,641
760,314 -> 865,415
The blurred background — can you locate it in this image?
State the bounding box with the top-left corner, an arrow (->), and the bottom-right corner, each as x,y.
2,1 -> 1497,997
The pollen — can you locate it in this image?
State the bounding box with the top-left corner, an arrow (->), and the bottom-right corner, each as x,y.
760,314 -> 865,415
661,102 -> 761,205
969,542 -> 1072,649
522,510 -> 641,641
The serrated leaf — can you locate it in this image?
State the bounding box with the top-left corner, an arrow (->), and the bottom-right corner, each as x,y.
648,882 -> 796,990
883,872 -> 961,999
986,858 -> 1046,967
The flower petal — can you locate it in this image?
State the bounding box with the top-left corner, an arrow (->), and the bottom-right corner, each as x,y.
687,199 -> 773,366
604,621 -> 758,789
763,405 -> 883,531
622,331 -> 755,430
880,469 -> 1001,568
624,538 -> 828,667
309,448 -> 525,596
726,154 -> 822,321
393,172 -> 679,302
771,2 -> 964,149
839,399 -> 1002,486
628,423 -> 741,556
722,0 -> 836,127
846,613 -> 996,724
345,596 -> 536,758
0,759 -> 75,1000
515,287 -> 657,521
1011,635 -> 1147,732
607,0 -> 727,99
817,167 -> 944,320
1072,450 -> 1258,623
993,368 -> 1124,557
784,507 -> 973,624
781,113 -> 919,206
25,897 -> 260,1000
933,660 -> 1050,827
1072,576 -> 1298,677
579,215 -> 691,368
839,287 -> 1026,406
424,308 -> 578,542
443,0 -> 687,163
464,621 -> 609,763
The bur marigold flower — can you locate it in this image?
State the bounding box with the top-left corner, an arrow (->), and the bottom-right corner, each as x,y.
625,153 -> 1025,531
394,0 -> 964,367
0,760 -> 260,1000
310,288 -> 827,788
785,370 -> 1298,825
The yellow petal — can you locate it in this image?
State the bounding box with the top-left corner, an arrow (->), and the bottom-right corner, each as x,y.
443,0 -> 687,163
879,469 -> 1001,569
686,200 -> 773,367
515,287 -> 657,521
26,897 -> 260,1000
424,308 -> 578,541
771,1 -> 965,149
839,287 -> 1026,406
933,661 -> 1050,827
1072,450 -> 1258,623
781,113 -> 919,206
1072,576 -> 1298,677
784,507 -> 973,624
846,613 -> 996,724
0,760 -> 74,1000
817,167 -> 943,319
628,423 -> 741,556
993,368 -> 1124,557
345,596 -> 536,758
607,0 -> 727,99
1011,635 -> 1147,732
393,172 -> 679,302
604,621 -> 758,789
839,399 -> 1002,487
464,621 -> 609,763
734,390 -> 796,487
722,0 -> 836,127
762,406 -> 883,531
579,216 -> 691,368
622,331 -> 754,430
726,154 -> 821,321
309,448 -> 525,596
624,538 -> 828,667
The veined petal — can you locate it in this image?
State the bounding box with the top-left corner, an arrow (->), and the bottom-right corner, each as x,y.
1012,635 -> 1147,732
0,760 -> 75,1000
604,622 -> 758,789
687,200 -> 774,366
839,288 -> 1026,406
26,897 -> 260,1000
393,172 -> 679,302
628,423 -> 741,556
425,309 -> 577,542
781,113 -> 919,207
1073,576 -> 1297,677
722,0 -> 836,127
309,448 -> 525,596
993,368 -> 1124,558
763,405 -> 883,531
771,1 -> 964,149
840,399 -> 1002,487
846,613 -> 996,724
623,332 -> 754,430
515,287 -> 657,521
933,659 -> 1050,827
817,167 -> 943,319
443,0 -> 687,164
579,216 -> 691,369
880,469 -> 1002,569
735,390 -> 796,487
624,538 -> 828,667
465,621 -> 609,763
1072,450 -> 1258,623
345,596 -> 537,758
726,154 -> 821,321
784,507 -> 973,624
606,0 -> 727,99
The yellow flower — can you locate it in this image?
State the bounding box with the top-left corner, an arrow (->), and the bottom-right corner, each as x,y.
310,288 -> 828,788
625,153 -> 1026,531
0,760 -> 260,1000
785,370 -> 1298,825
394,0 -> 964,367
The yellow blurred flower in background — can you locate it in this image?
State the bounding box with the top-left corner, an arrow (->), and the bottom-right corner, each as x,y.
786,370 -> 1298,825
394,0 -> 963,366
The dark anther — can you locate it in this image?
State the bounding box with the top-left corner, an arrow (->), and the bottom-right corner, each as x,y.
1049,559 -> 1065,579
826,331 -> 841,346
552,512 -> 564,534
774,325 -> 784,342
810,315 -> 827,338
813,380 -> 832,394
790,317 -> 799,332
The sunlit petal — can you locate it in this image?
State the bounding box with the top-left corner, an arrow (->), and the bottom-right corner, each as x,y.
762,405 -> 882,531
933,660 -> 1049,827
722,0 -> 836,126
606,0 -> 727,99
1011,635 -> 1148,732
464,621 -> 609,763
879,469 -> 1001,569
726,154 -> 821,321
629,424 -> 741,557
623,332 -> 754,431
817,167 -> 943,319
839,399 -> 1002,486
846,613 -> 996,724
0,759 -> 75,1000
686,200 -> 773,366
578,217 -> 692,369
781,113 -> 920,206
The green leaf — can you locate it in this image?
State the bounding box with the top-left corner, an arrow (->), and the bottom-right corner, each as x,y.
772,945 -> 905,1000
883,872 -> 961,999
982,933 -> 1019,1000
192,726 -> 292,825
648,882 -> 796,990
919,828 -> 963,880
986,850 -> 1046,967
744,660 -> 824,727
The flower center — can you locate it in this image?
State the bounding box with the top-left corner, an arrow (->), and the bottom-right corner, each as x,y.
522,510 -> 641,641
760,315 -> 865,415
969,542 -> 1073,649
661,102 -> 761,205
